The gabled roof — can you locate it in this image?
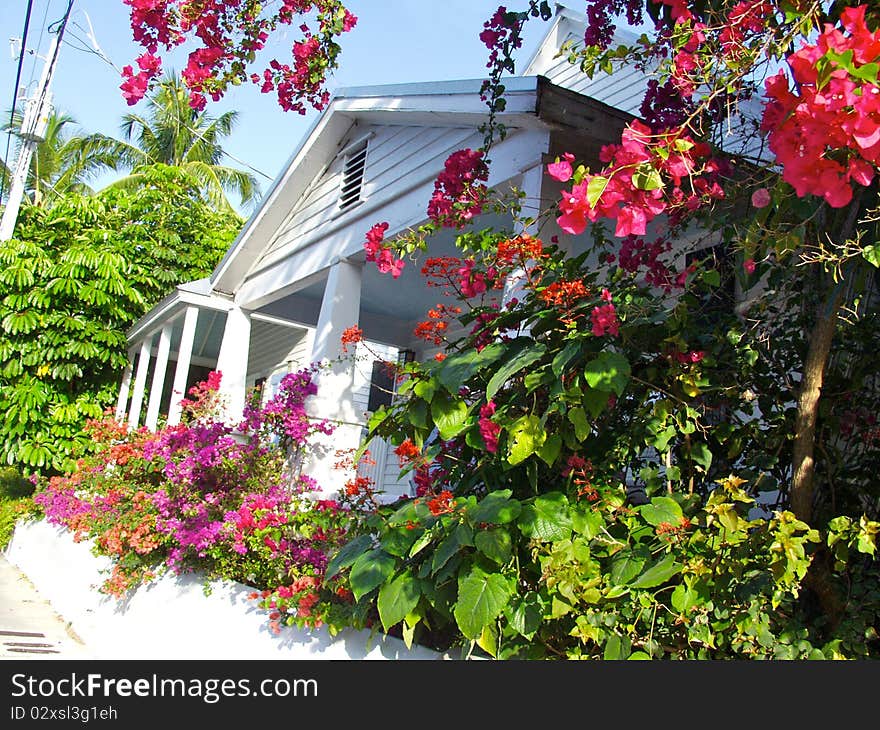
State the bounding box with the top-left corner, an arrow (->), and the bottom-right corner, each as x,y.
208,76 -> 546,297
207,74 -> 631,298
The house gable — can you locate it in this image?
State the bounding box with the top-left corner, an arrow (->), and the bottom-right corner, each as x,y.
252,121 -> 482,280
522,4 -> 650,115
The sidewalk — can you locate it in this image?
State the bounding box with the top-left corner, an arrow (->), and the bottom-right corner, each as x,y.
0,553 -> 92,659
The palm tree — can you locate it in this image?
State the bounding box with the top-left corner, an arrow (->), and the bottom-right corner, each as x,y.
1,109 -> 113,206
77,74 -> 261,212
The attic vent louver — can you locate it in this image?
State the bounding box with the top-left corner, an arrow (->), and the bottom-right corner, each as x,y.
338,139 -> 368,211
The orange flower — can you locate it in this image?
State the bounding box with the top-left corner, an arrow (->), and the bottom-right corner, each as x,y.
540,279 -> 590,307
394,438 -> 421,465
426,490 -> 456,516
340,325 -> 363,352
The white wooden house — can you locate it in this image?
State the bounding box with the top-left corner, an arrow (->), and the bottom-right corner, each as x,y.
114,6 -> 658,497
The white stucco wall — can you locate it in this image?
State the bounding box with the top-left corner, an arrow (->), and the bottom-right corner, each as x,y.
4,519 -> 444,661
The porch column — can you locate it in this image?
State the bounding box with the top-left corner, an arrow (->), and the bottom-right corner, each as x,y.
166,306 -> 199,427
145,324 -> 172,431
503,163 -> 545,309
306,258 -> 364,494
127,337 -> 153,429
114,347 -> 137,422
215,305 -> 251,424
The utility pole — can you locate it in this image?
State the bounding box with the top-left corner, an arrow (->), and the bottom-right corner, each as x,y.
0,29 -> 63,241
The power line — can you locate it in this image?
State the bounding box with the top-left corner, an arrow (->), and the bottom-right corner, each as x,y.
26,0 -> 51,90
28,0 -> 76,133
1,0 -> 36,206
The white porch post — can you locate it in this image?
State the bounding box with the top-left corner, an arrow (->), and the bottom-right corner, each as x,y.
306,258 -> 364,494
166,306 -> 199,426
145,324 -> 172,431
215,305 -> 251,424
127,337 -> 153,429
503,162 -> 545,309
114,347 -> 136,422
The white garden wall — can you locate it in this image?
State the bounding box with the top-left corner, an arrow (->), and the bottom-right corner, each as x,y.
4,519 -> 444,660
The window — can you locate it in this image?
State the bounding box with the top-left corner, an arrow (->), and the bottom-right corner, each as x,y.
367,360 -> 395,412
338,138 -> 368,212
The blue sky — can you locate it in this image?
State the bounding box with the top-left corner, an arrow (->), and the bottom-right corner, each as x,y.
1,1 -> 551,208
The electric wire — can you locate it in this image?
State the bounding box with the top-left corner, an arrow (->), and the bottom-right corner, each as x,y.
1,0 -> 36,205
27,0 -> 77,135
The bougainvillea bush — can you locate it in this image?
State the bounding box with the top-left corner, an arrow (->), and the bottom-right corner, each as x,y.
105,0 -> 880,658
321,1 -> 880,658
32,370 -> 369,634
328,229 -> 880,658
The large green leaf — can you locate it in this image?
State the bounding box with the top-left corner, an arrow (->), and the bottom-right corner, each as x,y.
349,549 -> 396,601
474,528 -> 513,565
436,342 -> 506,393
506,592 -> 543,639
431,391 -> 470,440
507,414 -> 546,465
454,567 -> 514,640
630,553 -> 682,589
537,433 -> 562,466
609,546 -> 649,585
639,496 -> 684,527
568,406 -> 590,441
688,441 -> 713,472
518,492 -> 572,541
431,524 -> 472,576
377,571 -> 421,631
324,534 -> 373,581
486,342 -> 546,400
584,351 -> 631,395
467,489 -> 522,524
586,175 -> 608,206
551,341 -> 580,377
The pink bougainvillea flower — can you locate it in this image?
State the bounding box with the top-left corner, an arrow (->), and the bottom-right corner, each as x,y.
547,152 -> 576,182
744,258 -> 756,275
751,187 -> 771,208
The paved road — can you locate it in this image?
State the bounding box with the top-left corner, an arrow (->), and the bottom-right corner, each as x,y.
0,554 -> 92,659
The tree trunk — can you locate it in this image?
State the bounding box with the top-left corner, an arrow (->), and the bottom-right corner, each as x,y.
789,297 -> 841,523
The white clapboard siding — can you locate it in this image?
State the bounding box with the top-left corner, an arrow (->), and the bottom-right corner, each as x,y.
526,25 -> 651,116
246,321 -> 313,385
349,339 -> 415,500
254,124 -> 481,272
254,327 -> 315,404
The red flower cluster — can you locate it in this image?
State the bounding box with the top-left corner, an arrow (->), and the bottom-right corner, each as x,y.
672,349 -> 706,365
479,5 -> 521,57
547,153 -> 576,183
426,490 -> 456,516
494,234 -> 546,266
394,438 -> 421,466
540,279 -> 590,308
414,304 -> 460,346
719,1 -> 775,62
762,5 -> 880,208
340,325 -> 363,353
554,125 -> 723,239
427,149 -> 490,228
656,517 -> 693,542
422,257 -> 463,290
563,455 -> 598,501
590,289 -> 619,338
617,235 -> 678,292
478,401 -> 501,453
457,259 -> 500,298
363,221 -> 405,278
122,0 -> 357,111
